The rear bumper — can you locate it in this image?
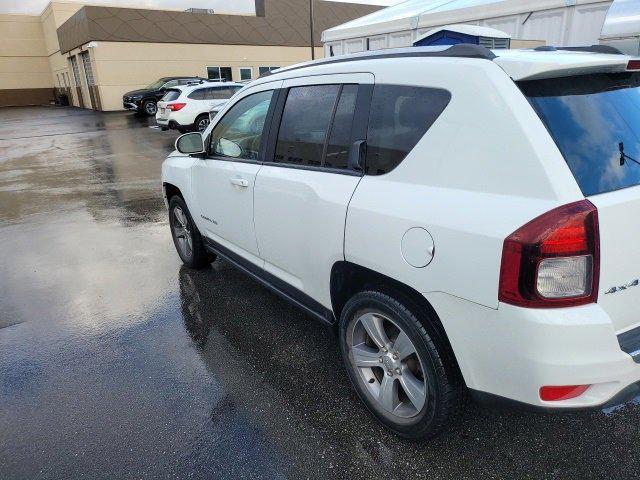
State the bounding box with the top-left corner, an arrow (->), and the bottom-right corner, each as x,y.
426,292 -> 640,409
156,116 -> 191,131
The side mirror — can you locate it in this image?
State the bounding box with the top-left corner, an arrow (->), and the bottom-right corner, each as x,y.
175,132 -> 205,155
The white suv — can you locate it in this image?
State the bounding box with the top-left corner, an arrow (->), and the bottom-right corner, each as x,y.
156,81 -> 243,133
162,44 -> 640,439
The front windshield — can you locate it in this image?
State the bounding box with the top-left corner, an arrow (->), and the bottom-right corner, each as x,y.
519,72 -> 640,196
146,79 -> 166,90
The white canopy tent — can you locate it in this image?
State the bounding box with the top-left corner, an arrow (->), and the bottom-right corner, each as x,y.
600,0 -> 640,55
322,0 -> 614,56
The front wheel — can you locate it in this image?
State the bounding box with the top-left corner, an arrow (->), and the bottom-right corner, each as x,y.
168,196 -> 214,269
339,290 -> 463,439
142,99 -> 157,116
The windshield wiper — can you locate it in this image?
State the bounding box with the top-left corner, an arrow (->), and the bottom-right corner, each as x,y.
619,142 -> 640,166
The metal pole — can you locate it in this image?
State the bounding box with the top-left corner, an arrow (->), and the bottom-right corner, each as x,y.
309,0 -> 315,60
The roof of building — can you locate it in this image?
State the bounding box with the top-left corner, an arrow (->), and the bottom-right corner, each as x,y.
57,0 -> 383,54
322,0 -> 607,42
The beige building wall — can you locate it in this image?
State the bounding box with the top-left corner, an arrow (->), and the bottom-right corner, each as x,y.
511,39 -> 546,49
91,42 -> 324,111
0,13 -> 53,105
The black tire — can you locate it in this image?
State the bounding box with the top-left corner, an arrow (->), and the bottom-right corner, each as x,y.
339,290 -> 463,440
194,114 -> 210,132
168,196 -> 214,269
141,99 -> 157,116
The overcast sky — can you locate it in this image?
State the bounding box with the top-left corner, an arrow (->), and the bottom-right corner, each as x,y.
0,0 -> 401,15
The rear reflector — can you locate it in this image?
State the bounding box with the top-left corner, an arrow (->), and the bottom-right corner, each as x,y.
627,60 -> 640,71
540,385 -> 590,401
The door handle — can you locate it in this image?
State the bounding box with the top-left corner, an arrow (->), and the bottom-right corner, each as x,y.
230,177 -> 249,188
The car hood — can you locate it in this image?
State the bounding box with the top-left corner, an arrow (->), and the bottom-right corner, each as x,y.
123,89 -> 150,98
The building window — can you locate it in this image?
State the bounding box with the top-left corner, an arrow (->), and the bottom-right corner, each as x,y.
239,67 -> 252,81
329,45 -> 334,57
206,66 -> 232,82
258,66 -> 280,76
69,56 -> 81,87
80,51 -> 94,86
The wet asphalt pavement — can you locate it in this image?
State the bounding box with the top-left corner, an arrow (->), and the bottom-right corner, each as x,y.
1,106 -> 640,480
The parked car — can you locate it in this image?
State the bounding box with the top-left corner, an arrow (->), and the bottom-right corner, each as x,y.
122,76 -> 201,115
161,44 -> 640,439
156,81 -> 243,133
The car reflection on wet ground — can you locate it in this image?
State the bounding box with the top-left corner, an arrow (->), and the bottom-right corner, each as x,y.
1,106 -> 640,479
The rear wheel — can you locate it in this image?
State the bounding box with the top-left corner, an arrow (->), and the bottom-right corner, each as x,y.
142,99 -> 157,116
168,196 -> 214,269
194,114 -> 210,132
339,290 -> 463,439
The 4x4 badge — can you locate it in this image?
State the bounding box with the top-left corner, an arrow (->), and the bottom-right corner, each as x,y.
605,279 -> 639,294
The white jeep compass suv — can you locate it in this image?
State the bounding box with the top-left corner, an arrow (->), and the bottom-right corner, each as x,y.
162,44 -> 640,439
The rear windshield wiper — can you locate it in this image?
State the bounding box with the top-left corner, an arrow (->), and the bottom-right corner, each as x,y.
619,142 -> 640,166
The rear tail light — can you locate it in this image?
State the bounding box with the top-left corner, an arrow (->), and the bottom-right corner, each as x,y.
540,385 -> 590,401
167,103 -> 186,111
627,60 -> 640,71
499,200 -> 599,308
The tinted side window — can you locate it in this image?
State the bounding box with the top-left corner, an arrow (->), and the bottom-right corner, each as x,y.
209,90 -> 273,161
275,85 -> 340,166
188,88 -> 206,100
161,89 -> 181,101
324,85 -> 358,169
365,85 -> 451,175
163,80 -> 179,88
208,87 -> 240,100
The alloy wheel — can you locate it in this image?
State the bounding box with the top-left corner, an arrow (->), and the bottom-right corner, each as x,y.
349,311 -> 427,418
172,206 -> 193,259
197,117 -> 209,132
145,101 -> 157,115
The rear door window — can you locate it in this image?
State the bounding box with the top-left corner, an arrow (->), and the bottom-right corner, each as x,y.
365,85 -> 451,175
324,85 -> 358,169
208,86 -> 242,100
274,85 -> 340,167
188,88 -> 206,100
519,72 -> 640,196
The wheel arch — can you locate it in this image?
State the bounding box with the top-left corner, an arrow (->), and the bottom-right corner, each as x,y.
163,182 -> 183,202
330,260 -> 464,382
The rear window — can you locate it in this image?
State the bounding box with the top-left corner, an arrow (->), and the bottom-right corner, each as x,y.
520,72 -> 640,196
161,89 -> 181,102
365,85 -> 451,175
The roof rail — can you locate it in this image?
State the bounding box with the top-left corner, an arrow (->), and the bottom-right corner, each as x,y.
535,45 -> 624,55
268,44 -> 496,76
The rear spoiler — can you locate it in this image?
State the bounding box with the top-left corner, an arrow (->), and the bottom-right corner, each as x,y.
495,51 -> 637,81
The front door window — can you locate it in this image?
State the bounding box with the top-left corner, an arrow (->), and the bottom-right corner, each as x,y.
209,90 -> 274,161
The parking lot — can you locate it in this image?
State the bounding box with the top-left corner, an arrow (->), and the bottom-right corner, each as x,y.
1,105 -> 640,479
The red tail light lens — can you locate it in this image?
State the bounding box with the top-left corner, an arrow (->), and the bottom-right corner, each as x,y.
499,200 -> 599,308
540,385 -> 590,401
167,103 -> 186,111
627,60 -> 640,71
